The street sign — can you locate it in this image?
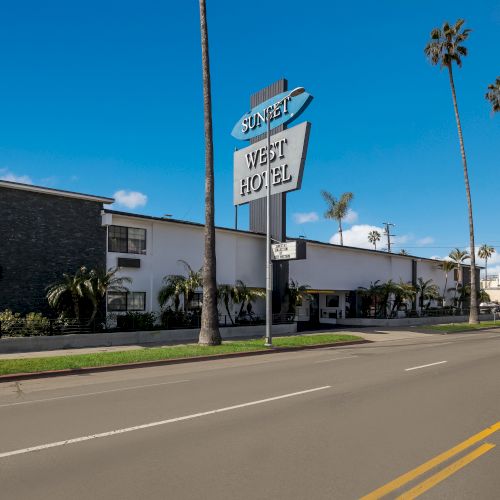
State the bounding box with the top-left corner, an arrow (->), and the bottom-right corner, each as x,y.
231,90 -> 313,141
271,240 -> 307,261
233,122 -> 311,206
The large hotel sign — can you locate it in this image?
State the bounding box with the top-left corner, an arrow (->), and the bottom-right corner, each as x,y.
231,86 -> 312,206
233,122 -> 311,205
231,90 -> 313,141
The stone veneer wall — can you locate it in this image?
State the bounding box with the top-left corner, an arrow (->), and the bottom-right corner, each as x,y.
0,187 -> 106,315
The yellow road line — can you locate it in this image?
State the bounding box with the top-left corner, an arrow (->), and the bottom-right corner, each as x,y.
396,442 -> 496,499
360,422 -> 500,500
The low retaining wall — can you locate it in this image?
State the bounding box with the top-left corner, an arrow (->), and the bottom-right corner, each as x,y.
0,323 -> 297,354
336,314 -> 493,327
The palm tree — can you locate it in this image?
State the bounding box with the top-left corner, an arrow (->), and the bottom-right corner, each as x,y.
158,275 -> 185,312
485,77 -> 500,113
415,278 -> 440,312
158,260 -> 203,312
479,289 -> 491,303
399,249 -> 409,256
321,190 -> 354,246
390,281 -> 416,317
217,283 -> 237,325
438,260 -> 457,306
449,248 -> 470,302
368,230 -> 381,250
357,280 -> 382,317
287,279 -> 312,315
178,260 -> 203,308
46,266 -> 88,320
478,244 -> 495,283
233,280 -> 265,320
86,268 -> 131,324
198,0 -> 221,345
424,19 -> 479,323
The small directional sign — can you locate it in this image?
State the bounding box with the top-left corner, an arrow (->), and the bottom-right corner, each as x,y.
271,240 -> 306,261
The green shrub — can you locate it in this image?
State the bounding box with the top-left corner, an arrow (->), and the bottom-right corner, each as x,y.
0,310 -> 52,337
116,312 -> 157,331
24,312 -> 51,336
0,309 -> 23,336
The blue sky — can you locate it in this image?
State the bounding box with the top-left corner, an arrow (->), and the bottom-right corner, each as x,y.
1,1 -> 499,264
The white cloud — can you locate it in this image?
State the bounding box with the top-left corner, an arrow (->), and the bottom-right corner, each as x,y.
293,211 -> 319,224
344,209 -> 358,224
113,190 -> 148,209
0,169 -> 33,184
417,236 -> 435,245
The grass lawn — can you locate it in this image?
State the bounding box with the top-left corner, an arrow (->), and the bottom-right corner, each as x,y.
424,321 -> 500,333
0,333 -> 362,376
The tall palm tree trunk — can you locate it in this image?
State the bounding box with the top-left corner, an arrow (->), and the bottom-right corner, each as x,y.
338,221 -> 343,246
447,64 -> 478,323
198,0 -> 221,345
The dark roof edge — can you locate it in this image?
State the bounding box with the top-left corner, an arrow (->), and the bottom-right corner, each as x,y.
0,180 -> 114,204
104,209 -> 265,237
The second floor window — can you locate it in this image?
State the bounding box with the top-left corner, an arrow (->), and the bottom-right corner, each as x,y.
108,225 -> 146,254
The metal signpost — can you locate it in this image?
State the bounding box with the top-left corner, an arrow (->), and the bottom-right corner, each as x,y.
232,86 -> 312,346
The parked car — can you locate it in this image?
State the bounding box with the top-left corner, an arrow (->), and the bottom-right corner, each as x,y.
479,302 -> 500,313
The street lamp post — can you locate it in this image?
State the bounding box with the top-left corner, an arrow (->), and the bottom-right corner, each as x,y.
265,87 -> 305,347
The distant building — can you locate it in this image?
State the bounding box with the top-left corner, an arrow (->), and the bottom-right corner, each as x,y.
481,275 -> 500,302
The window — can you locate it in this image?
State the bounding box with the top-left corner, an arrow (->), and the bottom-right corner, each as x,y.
107,292 -> 127,311
109,226 -> 128,253
107,292 -> 146,312
128,228 -> 146,254
128,292 -> 146,311
326,294 -> 340,308
108,225 -> 146,254
188,292 -> 203,310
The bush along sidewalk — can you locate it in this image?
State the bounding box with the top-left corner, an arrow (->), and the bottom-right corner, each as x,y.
0,333 -> 365,378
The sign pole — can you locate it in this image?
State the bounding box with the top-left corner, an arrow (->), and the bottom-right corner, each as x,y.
231,85 -> 311,347
265,111 -> 273,347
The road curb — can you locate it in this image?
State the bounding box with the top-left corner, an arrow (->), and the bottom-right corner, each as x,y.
0,339 -> 370,383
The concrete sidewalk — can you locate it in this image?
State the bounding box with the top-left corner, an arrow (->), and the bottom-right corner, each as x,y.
0,328 -> 435,360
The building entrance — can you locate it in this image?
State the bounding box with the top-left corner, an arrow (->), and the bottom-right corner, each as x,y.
309,294 -> 320,325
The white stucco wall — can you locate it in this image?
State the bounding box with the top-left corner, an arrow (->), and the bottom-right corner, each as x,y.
104,213 -> 458,316
289,242 -> 456,302
105,213 -> 266,316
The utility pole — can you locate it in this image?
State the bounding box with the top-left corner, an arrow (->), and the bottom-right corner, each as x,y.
383,222 -> 395,253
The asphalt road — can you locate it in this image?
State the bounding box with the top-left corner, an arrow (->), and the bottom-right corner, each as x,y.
1,331 -> 499,499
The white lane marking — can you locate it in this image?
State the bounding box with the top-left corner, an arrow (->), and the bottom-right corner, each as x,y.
0,379 -> 190,408
0,386 -> 331,459
405,361 -> 447,372
314,356 -> 358,364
